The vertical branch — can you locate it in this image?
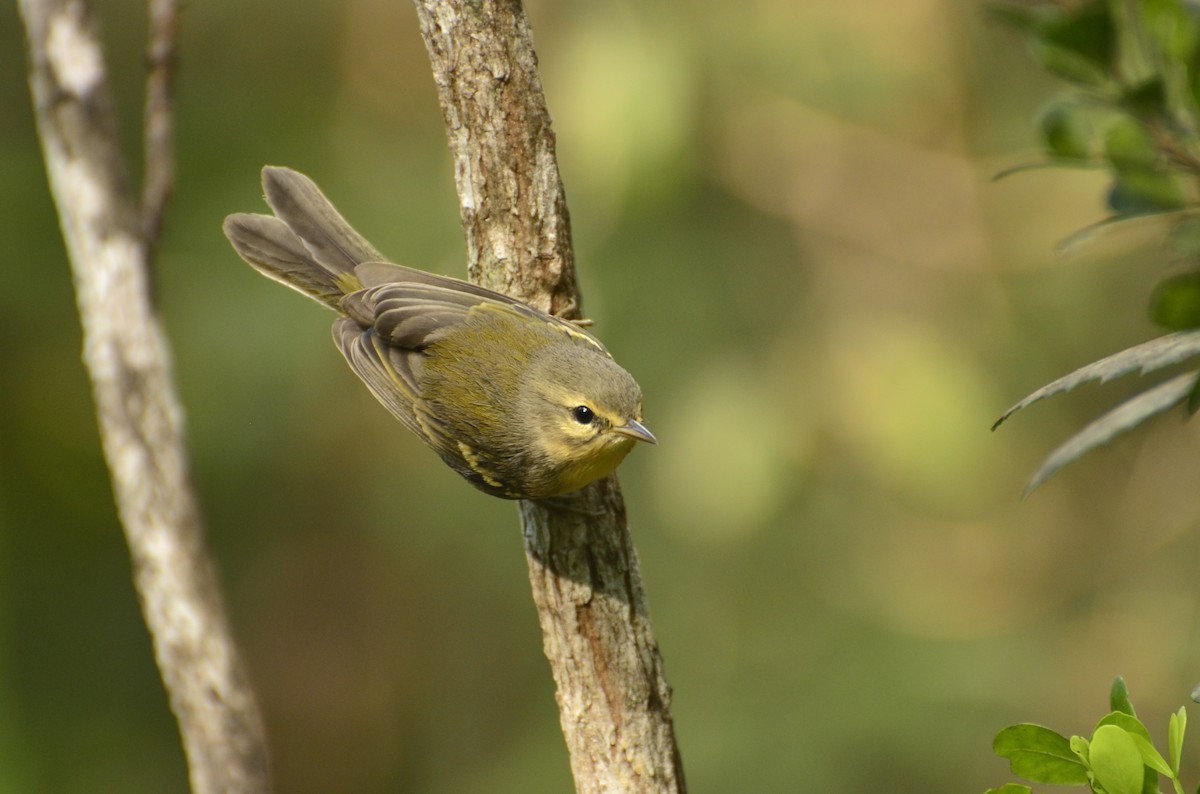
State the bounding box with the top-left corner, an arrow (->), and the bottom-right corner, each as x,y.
19,1 -> 270,792
411,2 -> 686,792
413,0 -> 581,316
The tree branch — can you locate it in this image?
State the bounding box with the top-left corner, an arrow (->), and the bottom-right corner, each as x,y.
19,1 -> 270,791
411,2 -> 685,791
141,0 -> 179,254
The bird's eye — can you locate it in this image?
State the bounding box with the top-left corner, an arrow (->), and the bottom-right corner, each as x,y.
571,405 -> 595,425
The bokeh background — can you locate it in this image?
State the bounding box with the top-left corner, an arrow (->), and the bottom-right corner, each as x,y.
5,0 -> 1200,791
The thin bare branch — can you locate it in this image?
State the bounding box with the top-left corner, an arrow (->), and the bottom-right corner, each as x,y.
142,0 -> 179,253
19,1 -> 270,791
411,1 -> 685,791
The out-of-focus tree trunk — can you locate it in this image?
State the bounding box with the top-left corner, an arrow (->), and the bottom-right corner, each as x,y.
19,1 -> 271,791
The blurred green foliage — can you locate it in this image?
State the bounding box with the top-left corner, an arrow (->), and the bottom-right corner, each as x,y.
5,1 -> 1200,792
994,0 -> 1200,282
988,0 -> 1200,492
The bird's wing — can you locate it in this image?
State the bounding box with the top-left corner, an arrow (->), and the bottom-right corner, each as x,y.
340,263 -> 540,348
347,262 -> 609,354
333,317 -> 465,464
355,261 -> 533,306
333,318 -> 425,434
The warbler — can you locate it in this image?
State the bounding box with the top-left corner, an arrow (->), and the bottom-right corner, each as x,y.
223,167 -> 655,499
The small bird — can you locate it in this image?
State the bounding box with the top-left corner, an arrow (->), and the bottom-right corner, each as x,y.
223,167 -> 655,499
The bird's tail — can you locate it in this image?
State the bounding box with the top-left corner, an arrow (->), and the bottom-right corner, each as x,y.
223,167 -> 384,310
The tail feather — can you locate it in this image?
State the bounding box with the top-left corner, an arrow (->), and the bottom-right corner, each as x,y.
261,166 -> 384,275
223,166 -> 384,309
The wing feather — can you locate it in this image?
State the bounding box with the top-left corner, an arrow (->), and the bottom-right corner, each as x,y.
345,263 -> 609,355
332,319 -> 421,432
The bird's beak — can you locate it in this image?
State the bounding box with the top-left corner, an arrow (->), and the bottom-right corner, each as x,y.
613,418 -> 657,445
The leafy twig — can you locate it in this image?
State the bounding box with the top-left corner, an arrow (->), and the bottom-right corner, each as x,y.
1021,370 -> 1199,496
994,329 -> 1200,429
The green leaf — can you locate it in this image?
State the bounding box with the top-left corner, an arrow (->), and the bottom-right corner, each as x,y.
993,724 -> 1091,784
1129,732 -> 1173,776
1108,171 -> 1186,213
993,1 -> 1117,86
1104,117 -> 1158,170
1144,0 -> 1200,61
1031,44 -> 1111,87
1187,375 -> 1200,415
1112,676 -> 1137,717
993,330 -> 1200,429
992,160 -> 1090,182
1170,707 -> 1186,774
1020,371 -> 1199,494
983,785 -> 1033,794
1099,710 -> 1152,742
1121,77 -> 1169,118
1056,208 -> 1189,255
988,3 -> 1046,32
1190,41 -> 1200,111
1037,2 -> 1116,74
1165,217 -> 1200,258
1090,725 -> 1148,794
1152,272 -> 1200,329
1039,101 -> 1095,160
1071,733 -> 1091,764
1100,713 -> 1165,794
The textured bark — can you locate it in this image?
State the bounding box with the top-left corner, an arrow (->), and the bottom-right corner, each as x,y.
412,2 -> 685,791
19,1 -> 270,791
